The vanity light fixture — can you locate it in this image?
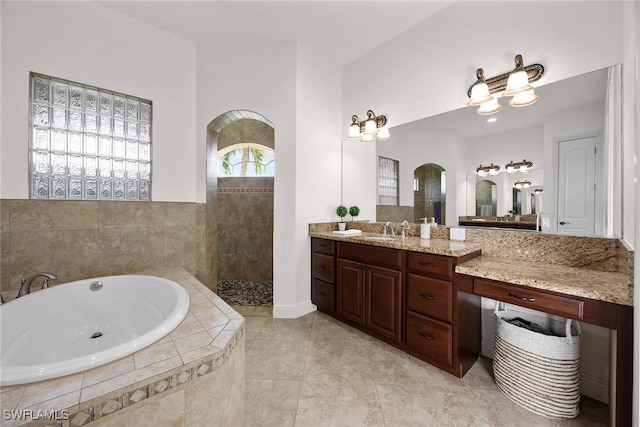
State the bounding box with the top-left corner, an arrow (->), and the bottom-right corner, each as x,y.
476,163 -> 500,177
467,54 -> 544,115
534,188 -> 544,194
505,159 -> 533,173
514,180 -> 532,189
348,110 -> 391,143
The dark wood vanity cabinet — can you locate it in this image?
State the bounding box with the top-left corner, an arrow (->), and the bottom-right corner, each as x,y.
311,238 -> 336,312
336,243 -> 403,342
311,237 -> 481,377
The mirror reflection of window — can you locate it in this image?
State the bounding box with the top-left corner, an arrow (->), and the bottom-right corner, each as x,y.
476,180 -> 497,217
378,156 -> 399,205
414,163 -> 446,225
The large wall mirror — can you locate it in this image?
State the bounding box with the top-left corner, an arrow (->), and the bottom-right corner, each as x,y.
369,65 -> 622,237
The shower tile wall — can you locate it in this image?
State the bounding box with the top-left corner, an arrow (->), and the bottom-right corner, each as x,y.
217,177 -> 273,281
0,199 -> 209,294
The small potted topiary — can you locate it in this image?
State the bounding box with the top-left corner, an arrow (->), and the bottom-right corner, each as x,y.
349,205 -> 360,222
336,205 -> 348,231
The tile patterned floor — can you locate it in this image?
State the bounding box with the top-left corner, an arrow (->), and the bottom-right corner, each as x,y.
235,306 -> 610,427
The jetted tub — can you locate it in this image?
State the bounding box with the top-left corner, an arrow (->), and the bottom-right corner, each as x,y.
0,274 -> 190,386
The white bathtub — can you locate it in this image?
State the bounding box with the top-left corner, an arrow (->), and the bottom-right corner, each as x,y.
0,274 -> 190,386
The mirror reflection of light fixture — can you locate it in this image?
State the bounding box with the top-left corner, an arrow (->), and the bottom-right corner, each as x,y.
505,159 -> 533,173
476,163 -> 500,177
514,180 -> 532,189
534,188 -> 544,194
347,110 -> 391,142
466,54 -> 544,115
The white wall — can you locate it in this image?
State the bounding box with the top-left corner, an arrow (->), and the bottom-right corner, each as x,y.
0,1 -> 197,202
196,40 -> 342,318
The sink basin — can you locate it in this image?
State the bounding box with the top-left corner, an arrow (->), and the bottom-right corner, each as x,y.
363,236 -> 397,241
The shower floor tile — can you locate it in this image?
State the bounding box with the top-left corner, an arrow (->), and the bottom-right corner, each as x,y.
217,280 -> 273,306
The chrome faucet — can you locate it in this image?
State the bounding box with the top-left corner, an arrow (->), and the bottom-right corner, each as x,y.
384,222 -> 396,237
17,272 -> 57,298
401,220 -> 410,238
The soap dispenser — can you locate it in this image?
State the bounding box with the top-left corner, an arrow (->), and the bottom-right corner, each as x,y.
419,217 -> 431,239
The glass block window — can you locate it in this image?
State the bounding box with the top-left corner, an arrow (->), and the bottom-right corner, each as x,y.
217,143 -> 274,177
29,73 -> 152,200
378,156 -> 399,205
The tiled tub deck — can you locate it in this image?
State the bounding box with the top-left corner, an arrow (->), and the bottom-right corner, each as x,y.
0,269 -> 245,427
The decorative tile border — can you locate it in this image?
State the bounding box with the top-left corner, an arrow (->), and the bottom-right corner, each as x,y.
217,187 -> 273,193
22,327 -> 244,427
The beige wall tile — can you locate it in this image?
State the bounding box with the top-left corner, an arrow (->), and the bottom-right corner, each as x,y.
97,227 -> 164,276
8,229 -> 99,290
164,202 -> 196,227
7,200 -> 99,231
0,199 -> 9,232
164,226 -> 196,275
98,201 -> 164,229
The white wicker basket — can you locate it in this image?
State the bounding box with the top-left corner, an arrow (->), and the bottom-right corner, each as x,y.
493,303 -> 582,419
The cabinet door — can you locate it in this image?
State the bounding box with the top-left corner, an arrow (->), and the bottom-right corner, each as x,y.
336,259 -> 366,325
366,265 -> 402,342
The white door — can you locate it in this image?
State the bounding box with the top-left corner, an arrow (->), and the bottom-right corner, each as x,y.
557,134 -> 597,235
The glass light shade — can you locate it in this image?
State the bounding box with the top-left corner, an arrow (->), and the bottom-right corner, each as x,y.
376,127 -> 391,140
467,82 -> 493,106
360,132 -> 375,143
476,169 -> 487,177
348,123 -> 361,138
509,89 -> 539,107
363,118 -> 377,134
503,70 -> 533,96
515,182 -> 523,189
476,98 -> 502,115
489,167 -> 499,176
519,164 -> 529,173
506,165 -> 516,173
523,182 -> 531,188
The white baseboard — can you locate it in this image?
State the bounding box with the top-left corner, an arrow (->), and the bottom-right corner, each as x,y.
272,301 -> 317,319
579,372 -> 609,404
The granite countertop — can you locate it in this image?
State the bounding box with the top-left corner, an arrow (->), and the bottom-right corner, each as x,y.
309,231 -> 482,258
455,255 -> 633,306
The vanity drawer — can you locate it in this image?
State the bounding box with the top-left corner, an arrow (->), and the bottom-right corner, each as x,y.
312,252 -> 335,283
337,242 -> 402,270
312,278 -> 335,312
407,273 -> 452,323
312,238 -> 335,255
406,312 -> 452,365
474,278 -> 584,320
406,252 -> 452,280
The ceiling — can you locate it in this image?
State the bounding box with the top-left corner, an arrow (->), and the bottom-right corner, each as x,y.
99,1 -> 454,65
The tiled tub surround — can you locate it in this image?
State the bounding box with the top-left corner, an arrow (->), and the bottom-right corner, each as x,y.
0,269 -> 245,427
0,199 -> 210,297
309,221 -> 634,291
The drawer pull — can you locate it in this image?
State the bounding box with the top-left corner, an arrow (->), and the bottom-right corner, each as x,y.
319,291 -> 327,297
419,262 -> 436,268
418,332 -> 435,341
508,292 -> 536,303
419,293 -> 436,301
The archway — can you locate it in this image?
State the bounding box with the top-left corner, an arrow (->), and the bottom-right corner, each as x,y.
206,110 -> 274,305
413,163 -> 446,225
